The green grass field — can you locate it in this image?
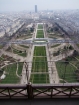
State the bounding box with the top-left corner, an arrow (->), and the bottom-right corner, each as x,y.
30,74 -> 49,84
56,53 -> 79,83
34,46 -> 46,56
0,62 -> 23,84
36,30 -> 44,38
30,46 -> 49,84
0,57 -> 4,61
32,57 -> 48,72
56,61 -> 77,83
0,63 -> 18,84
12,48 -> 26,57
62,56 -> 79,68
38,24 -> 43,29
18,62 -> 23,76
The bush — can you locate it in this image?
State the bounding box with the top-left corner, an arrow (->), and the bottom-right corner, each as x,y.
73,50 -> 79,57
69,45 -> 73,50
53,50 -> 60,56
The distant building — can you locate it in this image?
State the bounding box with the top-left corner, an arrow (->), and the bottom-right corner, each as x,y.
35,5 -> 37,13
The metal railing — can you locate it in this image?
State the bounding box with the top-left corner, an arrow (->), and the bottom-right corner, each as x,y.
0,83 -> 79,99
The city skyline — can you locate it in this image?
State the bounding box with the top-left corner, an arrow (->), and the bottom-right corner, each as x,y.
0,0 -> 79,12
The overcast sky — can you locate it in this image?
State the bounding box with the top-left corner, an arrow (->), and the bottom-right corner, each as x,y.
0,0 -> 79,12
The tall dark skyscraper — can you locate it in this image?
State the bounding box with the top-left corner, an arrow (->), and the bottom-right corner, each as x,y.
35,5 -> 37,13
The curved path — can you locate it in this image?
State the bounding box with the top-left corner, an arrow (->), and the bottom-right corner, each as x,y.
16,62 -> 21,78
